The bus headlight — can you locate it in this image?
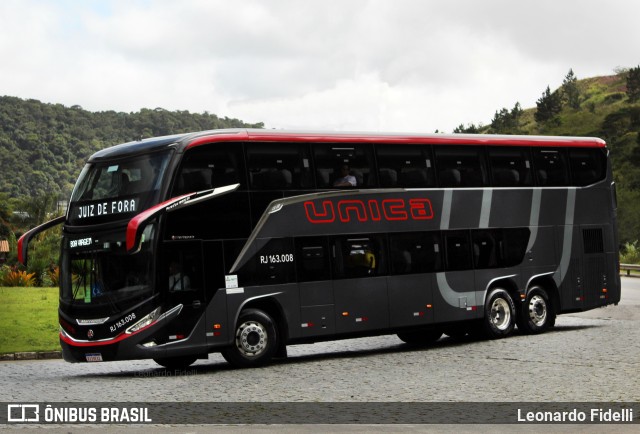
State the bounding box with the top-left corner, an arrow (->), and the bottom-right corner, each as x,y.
126,307 -> 161,334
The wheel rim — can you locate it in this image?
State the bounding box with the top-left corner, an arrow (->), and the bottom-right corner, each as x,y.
235,320 -> 268,358
490,297 -> 511,331
528,294 -> 547,326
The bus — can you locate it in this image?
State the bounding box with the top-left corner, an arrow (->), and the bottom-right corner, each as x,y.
19,129 -> 620,369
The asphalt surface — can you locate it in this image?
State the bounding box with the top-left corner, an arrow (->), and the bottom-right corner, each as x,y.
1,276 -> 639,432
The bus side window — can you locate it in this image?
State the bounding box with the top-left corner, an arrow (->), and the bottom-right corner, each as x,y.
443,231 -> 472,271
161,244 -> 202,292
434,146 -> 488,188
389,232 -> 442,274
313,144 -> 377,188
296,237 -> 331,282
472,229 -> 502,269
472,228 -> 530,269
533,149 -> 569,186
488,147 -> 533,187
375,145 -> 435,188
502,228 -> 530,267
332,235 -> 387,279
569,148 -> 606,186
172,144 -> 245,196
246,143 -> 312,190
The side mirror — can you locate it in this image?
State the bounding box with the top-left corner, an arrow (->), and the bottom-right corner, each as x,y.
17,216 -> 66,266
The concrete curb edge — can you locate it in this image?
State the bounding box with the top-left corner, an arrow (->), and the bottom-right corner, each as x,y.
0,351 -> 62,361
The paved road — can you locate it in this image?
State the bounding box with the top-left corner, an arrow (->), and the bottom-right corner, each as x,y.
1,277 -> 639,431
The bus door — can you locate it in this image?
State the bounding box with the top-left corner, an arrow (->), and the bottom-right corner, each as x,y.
331,235 -> 389,334
160,240 -> 207,346
296,237 -> 336,338
387,232 -> 439,328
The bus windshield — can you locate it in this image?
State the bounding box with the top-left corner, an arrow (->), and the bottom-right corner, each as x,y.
60,225 -> 157,315
68,150 -> 171,225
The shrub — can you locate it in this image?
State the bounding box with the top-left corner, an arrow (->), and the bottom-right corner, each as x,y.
41,266 -> 60,287
620,241 -> 640,264
1,269 -> 37,287
0,264 -> 9,283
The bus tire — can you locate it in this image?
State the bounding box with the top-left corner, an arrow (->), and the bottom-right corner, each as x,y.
222,308 -> 278,368
397,329 -> 442,345
517,286 -> 555,334
482,288 -> 515,339
153,356 -> 197,370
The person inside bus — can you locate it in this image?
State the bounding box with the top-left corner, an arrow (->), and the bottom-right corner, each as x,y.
333,164 -> 357,187
168,261 -> 191,291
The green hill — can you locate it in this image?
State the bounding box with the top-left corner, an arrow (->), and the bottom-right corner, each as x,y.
457,69 -> 640,245
0,96 -> 263,199
521,74 -> 629,137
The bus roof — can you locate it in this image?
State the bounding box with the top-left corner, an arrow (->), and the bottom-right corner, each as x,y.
89,128 -> 607,161
186,129 -> 607,149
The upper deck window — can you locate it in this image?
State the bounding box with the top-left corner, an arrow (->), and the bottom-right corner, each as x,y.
313,144 -> 376,188
172,144 -> 245,196
533,149 -> 569,186
375,145 -> 436,188
488,147 -> 533,187
569,148 -> 606,186
246,143 -> 312,190
434,146 -> 488,187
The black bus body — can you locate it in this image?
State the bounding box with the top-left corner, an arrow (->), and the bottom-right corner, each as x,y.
19,129 -> 620,368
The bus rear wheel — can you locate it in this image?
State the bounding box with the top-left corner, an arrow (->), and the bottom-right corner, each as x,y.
222,309 -> 278,368
397,329 -> 443,345
517,286 -> 555,334
153,356 -> 197,370
482,288 -> 516,339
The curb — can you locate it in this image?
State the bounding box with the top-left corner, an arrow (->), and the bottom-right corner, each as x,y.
0,351 -> 62,361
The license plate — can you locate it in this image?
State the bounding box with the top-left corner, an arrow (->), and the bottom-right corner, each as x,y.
86,353 -> 103,362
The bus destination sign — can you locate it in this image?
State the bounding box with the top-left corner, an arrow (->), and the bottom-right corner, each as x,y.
75,198 -> 138,220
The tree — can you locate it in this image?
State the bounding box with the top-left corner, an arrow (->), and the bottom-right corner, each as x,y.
490,102 -> 523,134
453,123 -> 480,134
0,193 -> 12,239
626,65 -> 640,103
15,193 -> 59,227
534,86 -> 562,125
562,69 -> 581,109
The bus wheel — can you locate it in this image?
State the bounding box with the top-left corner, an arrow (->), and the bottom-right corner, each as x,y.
517,286 -> 555,334
482,288 -> 515,339
397,329 -> 442,345
153,356 -> 197,370
222,309 -> 278,368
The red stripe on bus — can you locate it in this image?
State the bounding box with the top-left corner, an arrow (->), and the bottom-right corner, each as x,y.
185,130 -> 605,149
60,330 -> 132,347
126,193 -> 192,251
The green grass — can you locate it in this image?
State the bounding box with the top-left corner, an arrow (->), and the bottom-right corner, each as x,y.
0,287 -> 59,354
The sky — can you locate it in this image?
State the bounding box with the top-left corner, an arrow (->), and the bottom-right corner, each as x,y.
0,0 -> 638,133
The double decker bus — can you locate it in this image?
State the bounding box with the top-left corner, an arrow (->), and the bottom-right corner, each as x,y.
19,129 -> 620,369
